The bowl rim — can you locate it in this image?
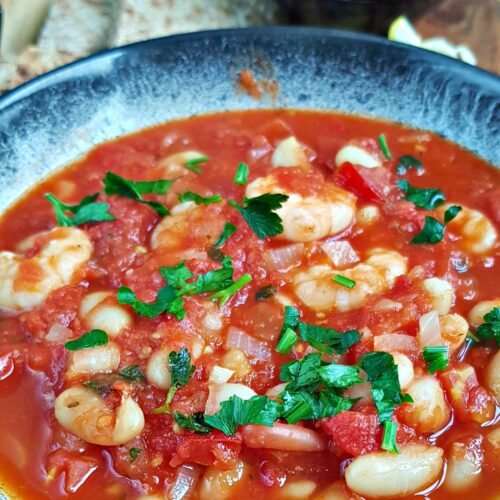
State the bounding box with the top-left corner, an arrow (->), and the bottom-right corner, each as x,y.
0,26 -> 498,112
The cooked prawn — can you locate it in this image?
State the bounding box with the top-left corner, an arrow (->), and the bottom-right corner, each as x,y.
293,249 -> 407,312
245,174 -> 356,242
0,227 -> 92,312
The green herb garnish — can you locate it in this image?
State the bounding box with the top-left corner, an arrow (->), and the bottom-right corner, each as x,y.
444,205 -> 462,224
396,155 -> 423,175
296,323 -> 360,355
214,222 -> 237,248
118,365 -> 146,382
476,307 -> 500,345
234,162 -> 249,185
275,327 -> 299,355
422,346 -> 449,373
83,378 -> 112,396
174,412 -> 211,434
381,421 -> 399,453
397,180 -> 445,210
378,134 -> 392,159
255,284 -> 277,301
184,156 -> 209,174
65,330 -> 108,351
333,274 -> 356,289
178,191 -> 222,205
154,348 -> 195,414
411,216 -> 444,244
45,193 -> 115,226
210,273 -> 252,306
103,172 -> 173,216
229,193 -> 289,239
129,448 -> 141,462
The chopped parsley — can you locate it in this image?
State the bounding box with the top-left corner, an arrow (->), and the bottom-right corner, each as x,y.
255,284 -> 277,301
381,421 -> 399,453
476,307 -> 500,345
83,378 -> 112,396
317,363 -> 363,389
234,162 -> 250,185
204,395 -> 283,436
397,180 -> 445,210
229,193 -> 289,239
103,172 -> 173,216
118,256 -> 236,320
65,330 -> 108,351
296,323 -> 360,355
174,412 -> 211,434
333,274 -> 356,289
129,448 -> 141,462
359,351 -> 412,423
210,273 -> 252,306
396,155 -> 423,175
275,327 -> 299,355
184,156 -> 209,174
214,221 -> 237,248
207,247 -> 225,262
411,205 -> 462,244
444,205 -> 462,224
45,193 -> 115,226
422,346 -> 449,373
154,348 -> 195,414
178,191 -> 222,205
118,365 -> 146,382
378,134 -> 392,159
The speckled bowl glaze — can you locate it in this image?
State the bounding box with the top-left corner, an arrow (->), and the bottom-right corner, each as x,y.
0,27 -> 498,213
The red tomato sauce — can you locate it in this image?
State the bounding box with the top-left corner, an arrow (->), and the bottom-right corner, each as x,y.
0,110 -> 498,499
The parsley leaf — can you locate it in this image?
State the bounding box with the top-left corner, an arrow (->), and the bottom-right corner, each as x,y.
65,330 -> 108,351
422,346 -> 449,373
178,191 -> 222,205
397,180 -> 445,210
45,193 -> 115,226
444,205 -> 462,224
280,353 -> 323,391
210,273 -> 252,305
83,378 -> 112,396
174,412 -> 211,434
154,348 -> 195,414
396,155 -> 423,175
317,363 -> 363,388
234,162 -> 249,185
476,307 -> 500,345
229,193 -> 289,239
103,172 -> 173,216
275,327 -> 299,355
411,216 -> 444,244
214,222 -> 237,248
118,365 -> 146,382
296,323 -> 360,355
204,395 -> 282,436
184,156 -> 209,174
359,351 -> 411,423
129,448 -> 141,462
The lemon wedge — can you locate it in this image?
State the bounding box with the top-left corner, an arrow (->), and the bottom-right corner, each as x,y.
388,15 -> 422,47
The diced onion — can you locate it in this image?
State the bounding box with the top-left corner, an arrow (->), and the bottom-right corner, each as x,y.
374,333 -> 418,353
225,327 -> 271,361
264,244 -> 305,273
46,323 -> 72,343
209,365 -> 234,385
418,311 -> 442,346
167,464 -> 202,500
320,239 -> 359,268
373,299 -> 403,312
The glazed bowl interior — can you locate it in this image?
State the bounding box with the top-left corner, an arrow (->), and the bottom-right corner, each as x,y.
0,27 -> 498,212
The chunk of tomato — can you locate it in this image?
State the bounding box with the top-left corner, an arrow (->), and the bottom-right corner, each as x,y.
320,411 -> 415,457
46,450 -> 98,494
169,431 -> 242,468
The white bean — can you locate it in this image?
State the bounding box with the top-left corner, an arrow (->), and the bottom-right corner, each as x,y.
205,383 -> 256,415
313,481 -> 347,500
444,437 -> 483,491
400,375 -> 451,433
279,480 -> 317,499
146,350 -> 172,390
66,342 -> 120,378
468,299 -> 500,327
345,444 -> 444,497
272,136 -> 310,168
199,459 -> 249,500
423,278 -> 454,315
335,145 -> 381,169
356,205 -> 380,227
484,351 -> 500,400
439,314 -> 468,352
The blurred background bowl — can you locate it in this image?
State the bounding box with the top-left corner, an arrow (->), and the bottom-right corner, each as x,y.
279,0 -> 437,34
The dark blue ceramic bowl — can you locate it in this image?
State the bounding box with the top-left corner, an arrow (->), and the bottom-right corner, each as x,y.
0,27 -> 498,214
